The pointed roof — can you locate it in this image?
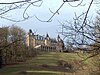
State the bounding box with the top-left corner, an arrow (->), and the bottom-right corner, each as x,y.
45,33 -> 50,40
57,35 -> 62,42
57,35 -> 60,39
46,33 -> 49,38
29,29 -> 32,33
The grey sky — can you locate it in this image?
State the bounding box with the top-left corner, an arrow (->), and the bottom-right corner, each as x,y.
0,0 -> 97,38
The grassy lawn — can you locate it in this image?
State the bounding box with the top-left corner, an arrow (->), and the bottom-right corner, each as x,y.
0,52 -> 96,75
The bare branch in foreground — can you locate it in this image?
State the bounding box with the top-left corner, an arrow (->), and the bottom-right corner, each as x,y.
0,0 -> 42,22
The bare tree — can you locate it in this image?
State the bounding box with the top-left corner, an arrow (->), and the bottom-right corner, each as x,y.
0,25 -> 28,67
0,27 -> 9,68
59,6 -> 100,60
58,2 -> 100,73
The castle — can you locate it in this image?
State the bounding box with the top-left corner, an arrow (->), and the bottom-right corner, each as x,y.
26,29 -> 64,52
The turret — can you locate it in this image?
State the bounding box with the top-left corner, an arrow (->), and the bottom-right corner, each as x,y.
26,29 -> 35,48
45,33 -> 50,45
56,35 -> 65,51
29,29 -> 34,36
57,35 -> 61,42
45,33 -> 50,40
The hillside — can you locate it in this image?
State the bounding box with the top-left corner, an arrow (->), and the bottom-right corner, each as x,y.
0,52 -> 99,75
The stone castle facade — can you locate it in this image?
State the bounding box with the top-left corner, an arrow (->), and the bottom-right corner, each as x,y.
26,29 -> 64,52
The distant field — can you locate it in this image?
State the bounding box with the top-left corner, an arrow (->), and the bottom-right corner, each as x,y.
0,52 -> 98,75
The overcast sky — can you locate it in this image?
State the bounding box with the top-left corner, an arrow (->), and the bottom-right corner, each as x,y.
0,0 -> 97,38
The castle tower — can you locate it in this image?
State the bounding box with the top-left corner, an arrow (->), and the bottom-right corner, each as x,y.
26,29 -> 36,48
45,33 -> 50,46
57,35 -> 61,42
56,35 -> 64,51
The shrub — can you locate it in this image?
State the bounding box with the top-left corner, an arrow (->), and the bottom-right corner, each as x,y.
57,60 -> 73,70
41,64 -> 49,67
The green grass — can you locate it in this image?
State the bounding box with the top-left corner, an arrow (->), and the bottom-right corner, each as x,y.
0,52 -> 96,75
